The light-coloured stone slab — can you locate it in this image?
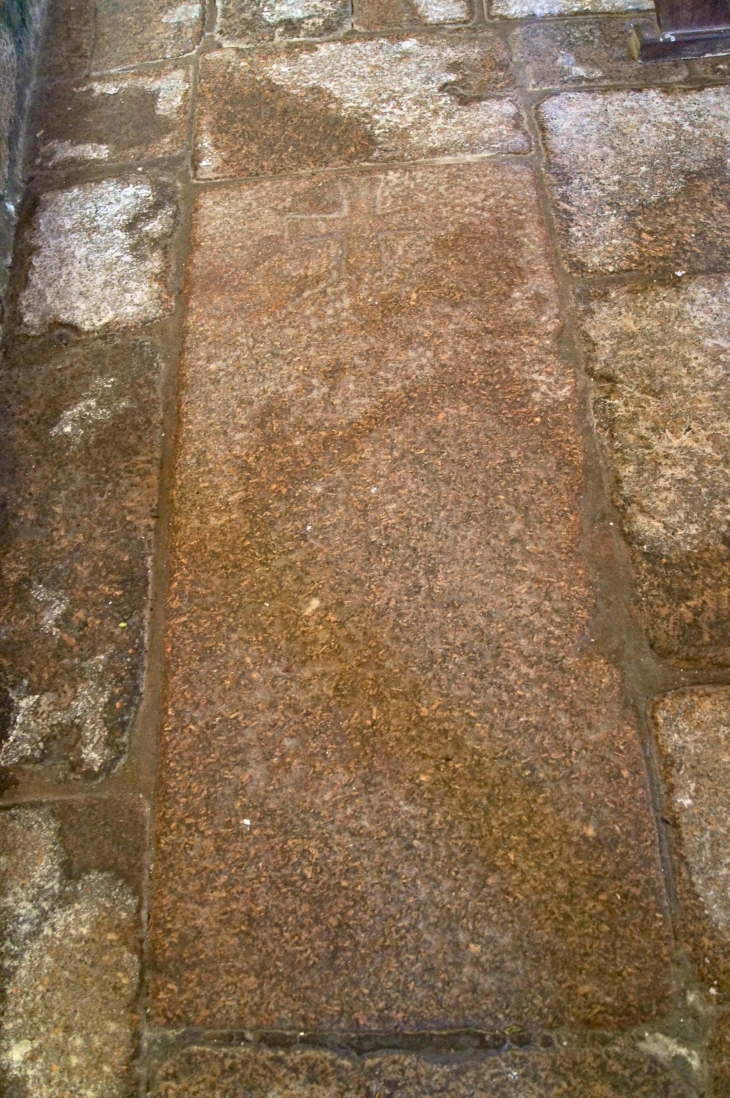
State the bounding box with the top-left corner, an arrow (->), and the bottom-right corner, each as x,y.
354,0 -> 472,31
20,176 -> 178,333
653,689 -> 730,994
217,0 -> 350,44
0,804 -> 142,1097
539,87 -> 730,274
510,17 -> 688,88
491,0 -> 651,15
195,38 -> 524,178
579,277 -> 730,665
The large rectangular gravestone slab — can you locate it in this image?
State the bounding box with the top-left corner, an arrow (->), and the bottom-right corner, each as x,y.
149,162 -> 672,1033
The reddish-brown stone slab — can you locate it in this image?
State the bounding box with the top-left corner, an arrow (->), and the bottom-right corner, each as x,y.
150,163 -> 672,1033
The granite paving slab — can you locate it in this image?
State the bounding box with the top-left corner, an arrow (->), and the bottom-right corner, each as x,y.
353,0 -> 471,32
538,87 -> 730,275
0,798 -> 145,1097
490,0 -> 651,16
216,0 -> 351,45
28,63 -> 192,172
36,0 -> 204,82
19,176 -> 179,334
653,689 -> 730,999
577,277 -> 730,667
195,38 -> 523,179
149,162 -> 672,1033
0,330 -> 167,784
152,1044 -> 693,1096
510,17 -> 688,88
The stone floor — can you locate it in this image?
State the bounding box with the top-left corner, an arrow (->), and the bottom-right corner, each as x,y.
0,0 -> 729,1094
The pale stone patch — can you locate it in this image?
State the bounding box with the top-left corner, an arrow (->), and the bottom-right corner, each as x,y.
87,68 -> 189,116
41,139 -> 110,164
260,0 -> 340,22
51,377 -> 128,445
653,689 -> 730,939
162,1 -> 201,21
491,0 -> 651,14
581,277 -> 730,557
413,0 -> 470,21
258,38 -> 527,159
0,654 -> 116,773
539,87 -> 730,272
0,809 -> 63,972
20,177 -> 176,333
0,870 -> 138,1098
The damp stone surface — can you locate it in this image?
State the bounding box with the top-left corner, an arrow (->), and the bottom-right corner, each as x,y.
0,803 -> 143,1098
539,87 -> 730,274
36,0 -> 204,82
0,333 -> 165,782
149,162 -> 672,1033
578,277 -> 730,666
195,37 -> 524,179
653,689 -> 730,996
29,64 -> 191,171
510,17 -> 688,88
490,0 -> 651,16
353,0 -> 471,32
20,176 -> 178,334
152,1044 -> 693,1097
216,0 -> 351,45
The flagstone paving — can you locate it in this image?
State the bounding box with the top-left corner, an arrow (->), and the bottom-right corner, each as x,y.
149,162 -> 671,1032
577,277 -> 730,666
194,37 -> 524,179
1,0 -> 730,1094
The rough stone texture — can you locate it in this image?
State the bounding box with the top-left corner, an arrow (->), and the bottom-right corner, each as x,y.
195,39 -> 524,179
0,331 -> 165,782
19,176 -> 178,334
152,1045 -> 693,1097
491,0 -> 651,14
149,163 -> 672,1033
353,0 -> 471,32
217,0 -> 350,44
510,17 -> 688,89
29,63 -> 191,171
538,87 -> 730,275
653,689 -> 730,997
0,801 -> 143,1097
36,0 -> 203,82
710,1009 -> 730,1096
578,278 -> 730,666
0,28 -> 17,190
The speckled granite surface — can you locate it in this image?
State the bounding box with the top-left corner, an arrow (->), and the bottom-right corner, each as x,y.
2,0 -> 730,1092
